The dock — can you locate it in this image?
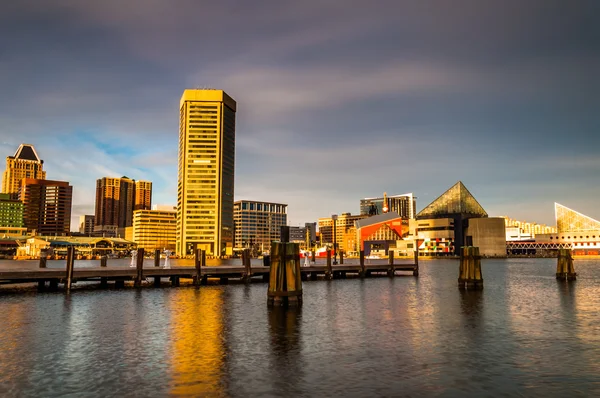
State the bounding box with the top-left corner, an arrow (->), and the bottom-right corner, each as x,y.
0,257 -> 418,291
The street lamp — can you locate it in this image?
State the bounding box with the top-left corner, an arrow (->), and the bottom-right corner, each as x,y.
332,214 -> 338,265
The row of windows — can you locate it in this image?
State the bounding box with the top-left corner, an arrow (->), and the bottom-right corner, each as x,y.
550,235 -> 597,240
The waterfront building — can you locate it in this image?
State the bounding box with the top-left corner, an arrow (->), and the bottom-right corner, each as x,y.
502,216 -> 556,239
2,144 -> 46,199
416,181 -> 505,257
360,193 -> 416,219
94,176 -> 136,234
0,193 -> 24,228
134,180 -> 152,211
79,215 -> 95,235
289,223 -> 316,250
355,213 -> 409,256
132,209 -> 176,251
177,89 -> 236,257
233,200 -> 287,253
534,203 -> 600,255
19,178 -> 72,235
318,213 -> 368,253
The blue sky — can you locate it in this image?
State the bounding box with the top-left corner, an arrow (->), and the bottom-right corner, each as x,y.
1,1 -> 598,230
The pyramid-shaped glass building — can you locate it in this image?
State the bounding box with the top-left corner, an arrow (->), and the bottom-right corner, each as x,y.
555,203 -> 600,233
417,181 -> 487,219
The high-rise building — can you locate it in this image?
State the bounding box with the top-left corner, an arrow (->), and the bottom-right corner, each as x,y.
132,209 -> 177,251
94,176 -> 136,233
233,200 -> 287,252
134,180 -> 152,211
2,144 -> 46,199
19,178 -> 72,235
79,214 -> 95,235
0,193 -> 24,228
177,89 -> 236,257
360,193 -> 416,219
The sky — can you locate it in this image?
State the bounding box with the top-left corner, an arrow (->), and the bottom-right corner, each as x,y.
1,0 -> 598,230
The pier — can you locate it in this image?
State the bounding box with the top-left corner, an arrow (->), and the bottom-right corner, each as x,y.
0,255 -> 418,291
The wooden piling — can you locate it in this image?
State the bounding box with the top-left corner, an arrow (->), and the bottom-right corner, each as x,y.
134,248 -> 145,287
65,246 -> 75,292
387,250 -> 395,277
311,250 -> 316,263
154,249 -> 161,267
339,250 -> 344,264
100,256 -> 107,267
413,240 -> 419,276
359,250 -> 366,278
267,242 -> 302,307
193,249 -> 203,286
458,246 -> 483,290
39,256 -> 47,268
242,248 -> 252,283
325,249 -> 333,280
556,249 -> 576,280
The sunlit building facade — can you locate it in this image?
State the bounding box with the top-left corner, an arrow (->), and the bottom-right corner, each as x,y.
134,180 -> 152,211
318,213 -> 368,252
0,193 -> 24,228
79,214 -> 95,235
535,203 -> 600,255
94,176 -> 136,233
19,178 -> 72,235
233,200 -> 287,253
2,144 -> 46,199
177,89 -> 236,257
416,181 -> 505,256
360,193 -> 416,219
132,209 -> 177,251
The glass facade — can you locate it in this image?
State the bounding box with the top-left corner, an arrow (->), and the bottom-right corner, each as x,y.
555,203 -> 600,232
360,193 -> 416,218
417,181 -> 487,219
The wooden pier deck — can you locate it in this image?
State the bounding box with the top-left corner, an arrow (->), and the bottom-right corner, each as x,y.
0,259 -> 418,291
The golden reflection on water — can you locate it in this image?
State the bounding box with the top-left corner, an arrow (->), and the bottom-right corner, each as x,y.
169,288 -> 225,396
0,303 -> 23,386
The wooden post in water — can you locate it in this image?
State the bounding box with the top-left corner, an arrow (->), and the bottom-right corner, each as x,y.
359,250 -> 366,278
38,254 -> 47,291
99,255 -> 108,287
311,249 -> 316,263
458,246 -> 483,290
154,249 -> 161,267
325,249 -> 333,280
413,240 -> 419,276
339,250 -> 344,265
267,242 -> 302,307
242,248 -> 252,283
134,248 -> 145,288
387,250 -> 395,277
556,249 -> 576,280
65,246 -> 75,292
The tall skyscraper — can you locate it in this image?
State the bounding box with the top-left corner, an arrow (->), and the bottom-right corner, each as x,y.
19,178 -> 72,235
2,144 -> 46,199
177,89 -> 236,257
134,180 -> 152,211
94,176 -> 135,233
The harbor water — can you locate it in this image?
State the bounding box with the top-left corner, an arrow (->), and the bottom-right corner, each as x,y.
1,258 -> 599,397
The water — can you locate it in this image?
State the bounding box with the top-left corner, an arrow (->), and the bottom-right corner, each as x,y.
1,258 -> 599,397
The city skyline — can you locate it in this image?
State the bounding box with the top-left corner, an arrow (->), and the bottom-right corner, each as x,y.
1,1 -> 598,229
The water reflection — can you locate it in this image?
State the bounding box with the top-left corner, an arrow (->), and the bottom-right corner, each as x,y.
267,307 -> 303,396
169,288 -> 226,396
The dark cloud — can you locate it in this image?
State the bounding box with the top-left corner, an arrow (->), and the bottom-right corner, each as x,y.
0,0 -> 598,227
